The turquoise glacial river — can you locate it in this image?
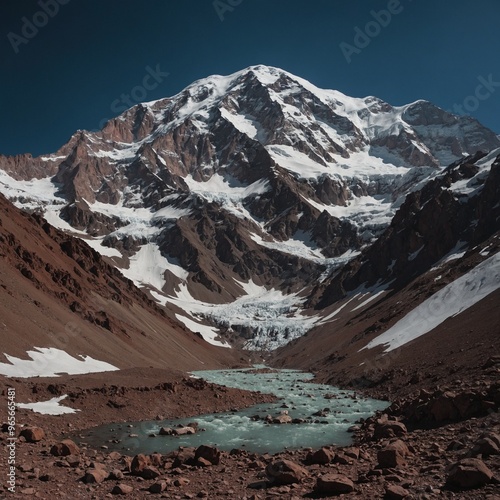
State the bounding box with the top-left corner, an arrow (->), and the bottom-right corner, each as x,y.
76,367 -> 389,455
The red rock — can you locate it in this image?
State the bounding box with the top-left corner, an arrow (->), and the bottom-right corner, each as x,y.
446,458 -> 494,489
82,468 -> 109,484
65,455 -> 81,467
385,484 -> 409,499
140,466 -> 160,479
172,448 -> 196,467
111,483 -> 133,494
429,392 -> 459,422
195,445 -> 221,465
315,473 -> 354,494
196,457 -> 212,467
50,439 -> 79,456
344,447 -> 360,459
130,454 -> 150,475
470,437 -> 500,457
19,427 -> 45,443
377,440 -> 410,468
149,481 -> 168,493
265,459 -> 309,485
374,421 -> 407,439
308,447 -> 334,464
149,453 -> 163,467
173,426 -> 196,436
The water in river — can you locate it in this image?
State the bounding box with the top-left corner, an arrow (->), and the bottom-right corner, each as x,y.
75,367 -> 388,455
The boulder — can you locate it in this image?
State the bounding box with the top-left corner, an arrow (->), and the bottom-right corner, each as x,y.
19,427 -> 45,443
158,427 -> 173,435
344,447 -> 360,460
195,445 -> 221,465
50,439 -> 80,457
377,440 -> 410,468
385,484 -> 409,499
140,466 -> 160,480
130,454 -> 150,475
82,468 -> 109,484
429,392 -> 459,422
315,474 -> 354,494
308,447 -> 334,465
111,483 -> 133,495
374,421 -> 407,439
149,453 -> 164,467
446,458 -> 494,489
109,469 -> 124,480
173,426 -> 196,436
273,415 -> 292,424
149,481 -> 168,493
172,447 -> 196,467
265,459 -> 309,485
470,436 -> 500,457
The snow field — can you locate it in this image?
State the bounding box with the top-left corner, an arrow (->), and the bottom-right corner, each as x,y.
362,251 -> 500,352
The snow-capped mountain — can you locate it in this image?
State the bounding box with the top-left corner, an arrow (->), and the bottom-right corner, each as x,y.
1,65 -> 499,349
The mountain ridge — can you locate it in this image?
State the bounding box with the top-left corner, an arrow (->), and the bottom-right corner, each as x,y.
1,64 -> 499,350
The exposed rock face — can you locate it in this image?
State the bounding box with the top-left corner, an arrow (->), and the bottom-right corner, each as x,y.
313,151 -> 500,308
1,65 -> 499,350
0,192 -> 241,370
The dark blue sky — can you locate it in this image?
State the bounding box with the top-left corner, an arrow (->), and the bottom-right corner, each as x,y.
2,0 -> 499,156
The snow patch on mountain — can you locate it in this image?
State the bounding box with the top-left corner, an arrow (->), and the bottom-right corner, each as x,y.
361,251 -> 500,352
0,347 -> 119,378
121,243 -> 186,290
17,395 -> 79,415
174,314 -> 230,348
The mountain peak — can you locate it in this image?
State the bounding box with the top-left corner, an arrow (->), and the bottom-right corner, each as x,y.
1,66 -> 500,349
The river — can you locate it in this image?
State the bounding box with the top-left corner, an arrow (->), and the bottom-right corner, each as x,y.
75,366 -> 388,455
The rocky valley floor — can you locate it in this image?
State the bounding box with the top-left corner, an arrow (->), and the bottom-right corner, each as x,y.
1,359 -> 499,499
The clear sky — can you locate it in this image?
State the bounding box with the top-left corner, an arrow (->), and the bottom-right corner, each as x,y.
2,0 -> 500,156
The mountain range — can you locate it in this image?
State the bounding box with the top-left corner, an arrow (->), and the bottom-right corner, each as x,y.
1,64 -> 499,365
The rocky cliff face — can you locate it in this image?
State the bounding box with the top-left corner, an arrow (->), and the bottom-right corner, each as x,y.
1,65 -> 499,349
0,192 -> 240,369
311,150 -> 500,308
